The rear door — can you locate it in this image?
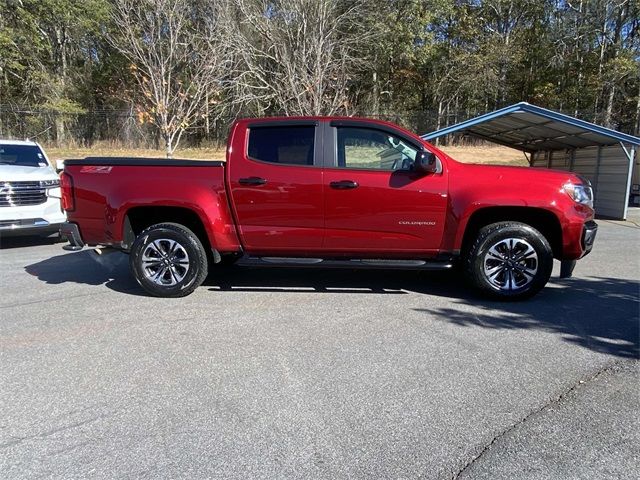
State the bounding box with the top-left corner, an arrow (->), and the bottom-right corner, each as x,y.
227,120 -> 324,254
322,121 -> 448,255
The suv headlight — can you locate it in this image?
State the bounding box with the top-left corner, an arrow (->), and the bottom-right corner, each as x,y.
40,179 -> 60,188
563,182 -> 593,208
41,179 -> 61,199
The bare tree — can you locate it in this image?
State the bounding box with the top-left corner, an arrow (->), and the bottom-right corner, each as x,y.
109,0 -> 230,157
223,0 -> 369,116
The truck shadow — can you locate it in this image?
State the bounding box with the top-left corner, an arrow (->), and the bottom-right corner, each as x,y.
24,250 -> 142,294
25,253 -> 638,358
206,267 -> 639,358
1,234 -> 62,250
206,266 -> 429,294
414,276 -> 639,359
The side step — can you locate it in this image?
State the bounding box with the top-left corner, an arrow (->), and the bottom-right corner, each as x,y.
236,256 -> 454,271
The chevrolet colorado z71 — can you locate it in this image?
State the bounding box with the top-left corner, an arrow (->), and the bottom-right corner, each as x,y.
60,117 -> 597,299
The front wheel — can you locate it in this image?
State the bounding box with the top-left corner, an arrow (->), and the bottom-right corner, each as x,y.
130,223 -> 208,297
464,222 -> 554,300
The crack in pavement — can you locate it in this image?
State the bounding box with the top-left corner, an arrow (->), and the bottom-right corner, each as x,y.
447,359 -> 626,480
0,285 -> 143,310
0,415 -> 109,450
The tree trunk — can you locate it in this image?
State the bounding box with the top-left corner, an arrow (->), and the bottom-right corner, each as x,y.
372,71 -> 379,117
634,83 -> 640,137
604,84 -> 615,128
435,99 -> 443,146
573,0 -> 584,117
603,0 -> 627,129
205,90 -> 210,139
164,134 -> 173,158
454,96 -> 459,125
593,6 -> 608,122
55,115 -> 65,146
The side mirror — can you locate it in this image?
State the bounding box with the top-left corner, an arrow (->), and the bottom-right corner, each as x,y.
55,159 -> 65,173
413,151 -> 438,175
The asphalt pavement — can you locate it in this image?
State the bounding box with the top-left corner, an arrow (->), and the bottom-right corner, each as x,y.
1,221 -> 638,479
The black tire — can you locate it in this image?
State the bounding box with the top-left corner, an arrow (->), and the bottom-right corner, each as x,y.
129,222 -> 208,298
464,221 -> 553,300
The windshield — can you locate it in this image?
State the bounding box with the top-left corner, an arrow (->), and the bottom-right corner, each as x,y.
0,144 -> 49,168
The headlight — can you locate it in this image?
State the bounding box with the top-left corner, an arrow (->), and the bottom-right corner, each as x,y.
563,182 -> 593,208
40,179 -> 60,188
47,187 -> 62,199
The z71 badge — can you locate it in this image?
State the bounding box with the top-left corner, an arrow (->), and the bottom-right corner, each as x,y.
80,166 -> 113,174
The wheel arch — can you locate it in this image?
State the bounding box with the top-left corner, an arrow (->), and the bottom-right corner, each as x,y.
459,206 -> 563,259
124,205 -> 213,254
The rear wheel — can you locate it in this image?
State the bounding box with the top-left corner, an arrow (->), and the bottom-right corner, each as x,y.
464,221 -> 553,300
130,223 -> 208,297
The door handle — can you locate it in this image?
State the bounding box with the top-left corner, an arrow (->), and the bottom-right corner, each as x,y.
239,177 -> 267,186
329,180 -> 359,190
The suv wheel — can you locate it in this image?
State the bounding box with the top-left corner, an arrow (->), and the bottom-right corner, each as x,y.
464,221 -> 553,300
130,223 -> 208,297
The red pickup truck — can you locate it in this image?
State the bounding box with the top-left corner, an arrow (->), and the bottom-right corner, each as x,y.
60,117 -> 597,299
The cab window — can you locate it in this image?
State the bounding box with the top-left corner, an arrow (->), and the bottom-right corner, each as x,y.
248,126 -> 315,166
336,127 -> 419,171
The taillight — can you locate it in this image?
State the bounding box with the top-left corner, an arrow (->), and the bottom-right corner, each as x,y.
60,172 -> 75,211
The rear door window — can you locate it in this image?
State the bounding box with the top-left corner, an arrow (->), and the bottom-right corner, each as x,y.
248,126 -> 315,166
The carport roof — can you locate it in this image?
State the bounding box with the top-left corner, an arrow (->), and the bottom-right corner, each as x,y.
422,102 -> 640,152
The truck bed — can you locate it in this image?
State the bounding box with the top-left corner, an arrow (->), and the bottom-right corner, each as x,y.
63,157 -> 235,250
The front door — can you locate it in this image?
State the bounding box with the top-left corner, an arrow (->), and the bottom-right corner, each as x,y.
323,124 -> 448,255
227,121 -> 324,254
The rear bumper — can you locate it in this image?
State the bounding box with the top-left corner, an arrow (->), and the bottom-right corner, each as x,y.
60,222 -> 85,251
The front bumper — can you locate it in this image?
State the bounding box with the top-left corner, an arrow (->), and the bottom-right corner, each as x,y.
60,222 -> 85,251
582,220 -> 597,256
0,218 -> 63,236
0,196 -> 66,237
560,220 -> 597,279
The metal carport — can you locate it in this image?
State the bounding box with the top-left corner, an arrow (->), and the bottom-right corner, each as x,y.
422,102 -> 640,220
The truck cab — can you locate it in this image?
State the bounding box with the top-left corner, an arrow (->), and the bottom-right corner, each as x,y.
225,118 -> 447,255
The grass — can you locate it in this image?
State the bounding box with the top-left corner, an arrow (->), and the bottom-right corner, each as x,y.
44,143 -> 226,162
44,143 -> 528,166
440,145 -> 527,165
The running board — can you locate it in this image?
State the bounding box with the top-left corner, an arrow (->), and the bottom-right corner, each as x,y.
236,256 -> 454,271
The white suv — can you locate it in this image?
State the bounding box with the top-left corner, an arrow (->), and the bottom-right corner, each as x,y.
0,140 -> 66,238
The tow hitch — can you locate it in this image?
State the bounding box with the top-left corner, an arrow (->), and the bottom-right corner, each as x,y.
60,222 -> 84,251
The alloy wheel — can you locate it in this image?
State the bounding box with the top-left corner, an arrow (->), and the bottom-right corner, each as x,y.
141,238 -> 190,286
483,237 -> 538,291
